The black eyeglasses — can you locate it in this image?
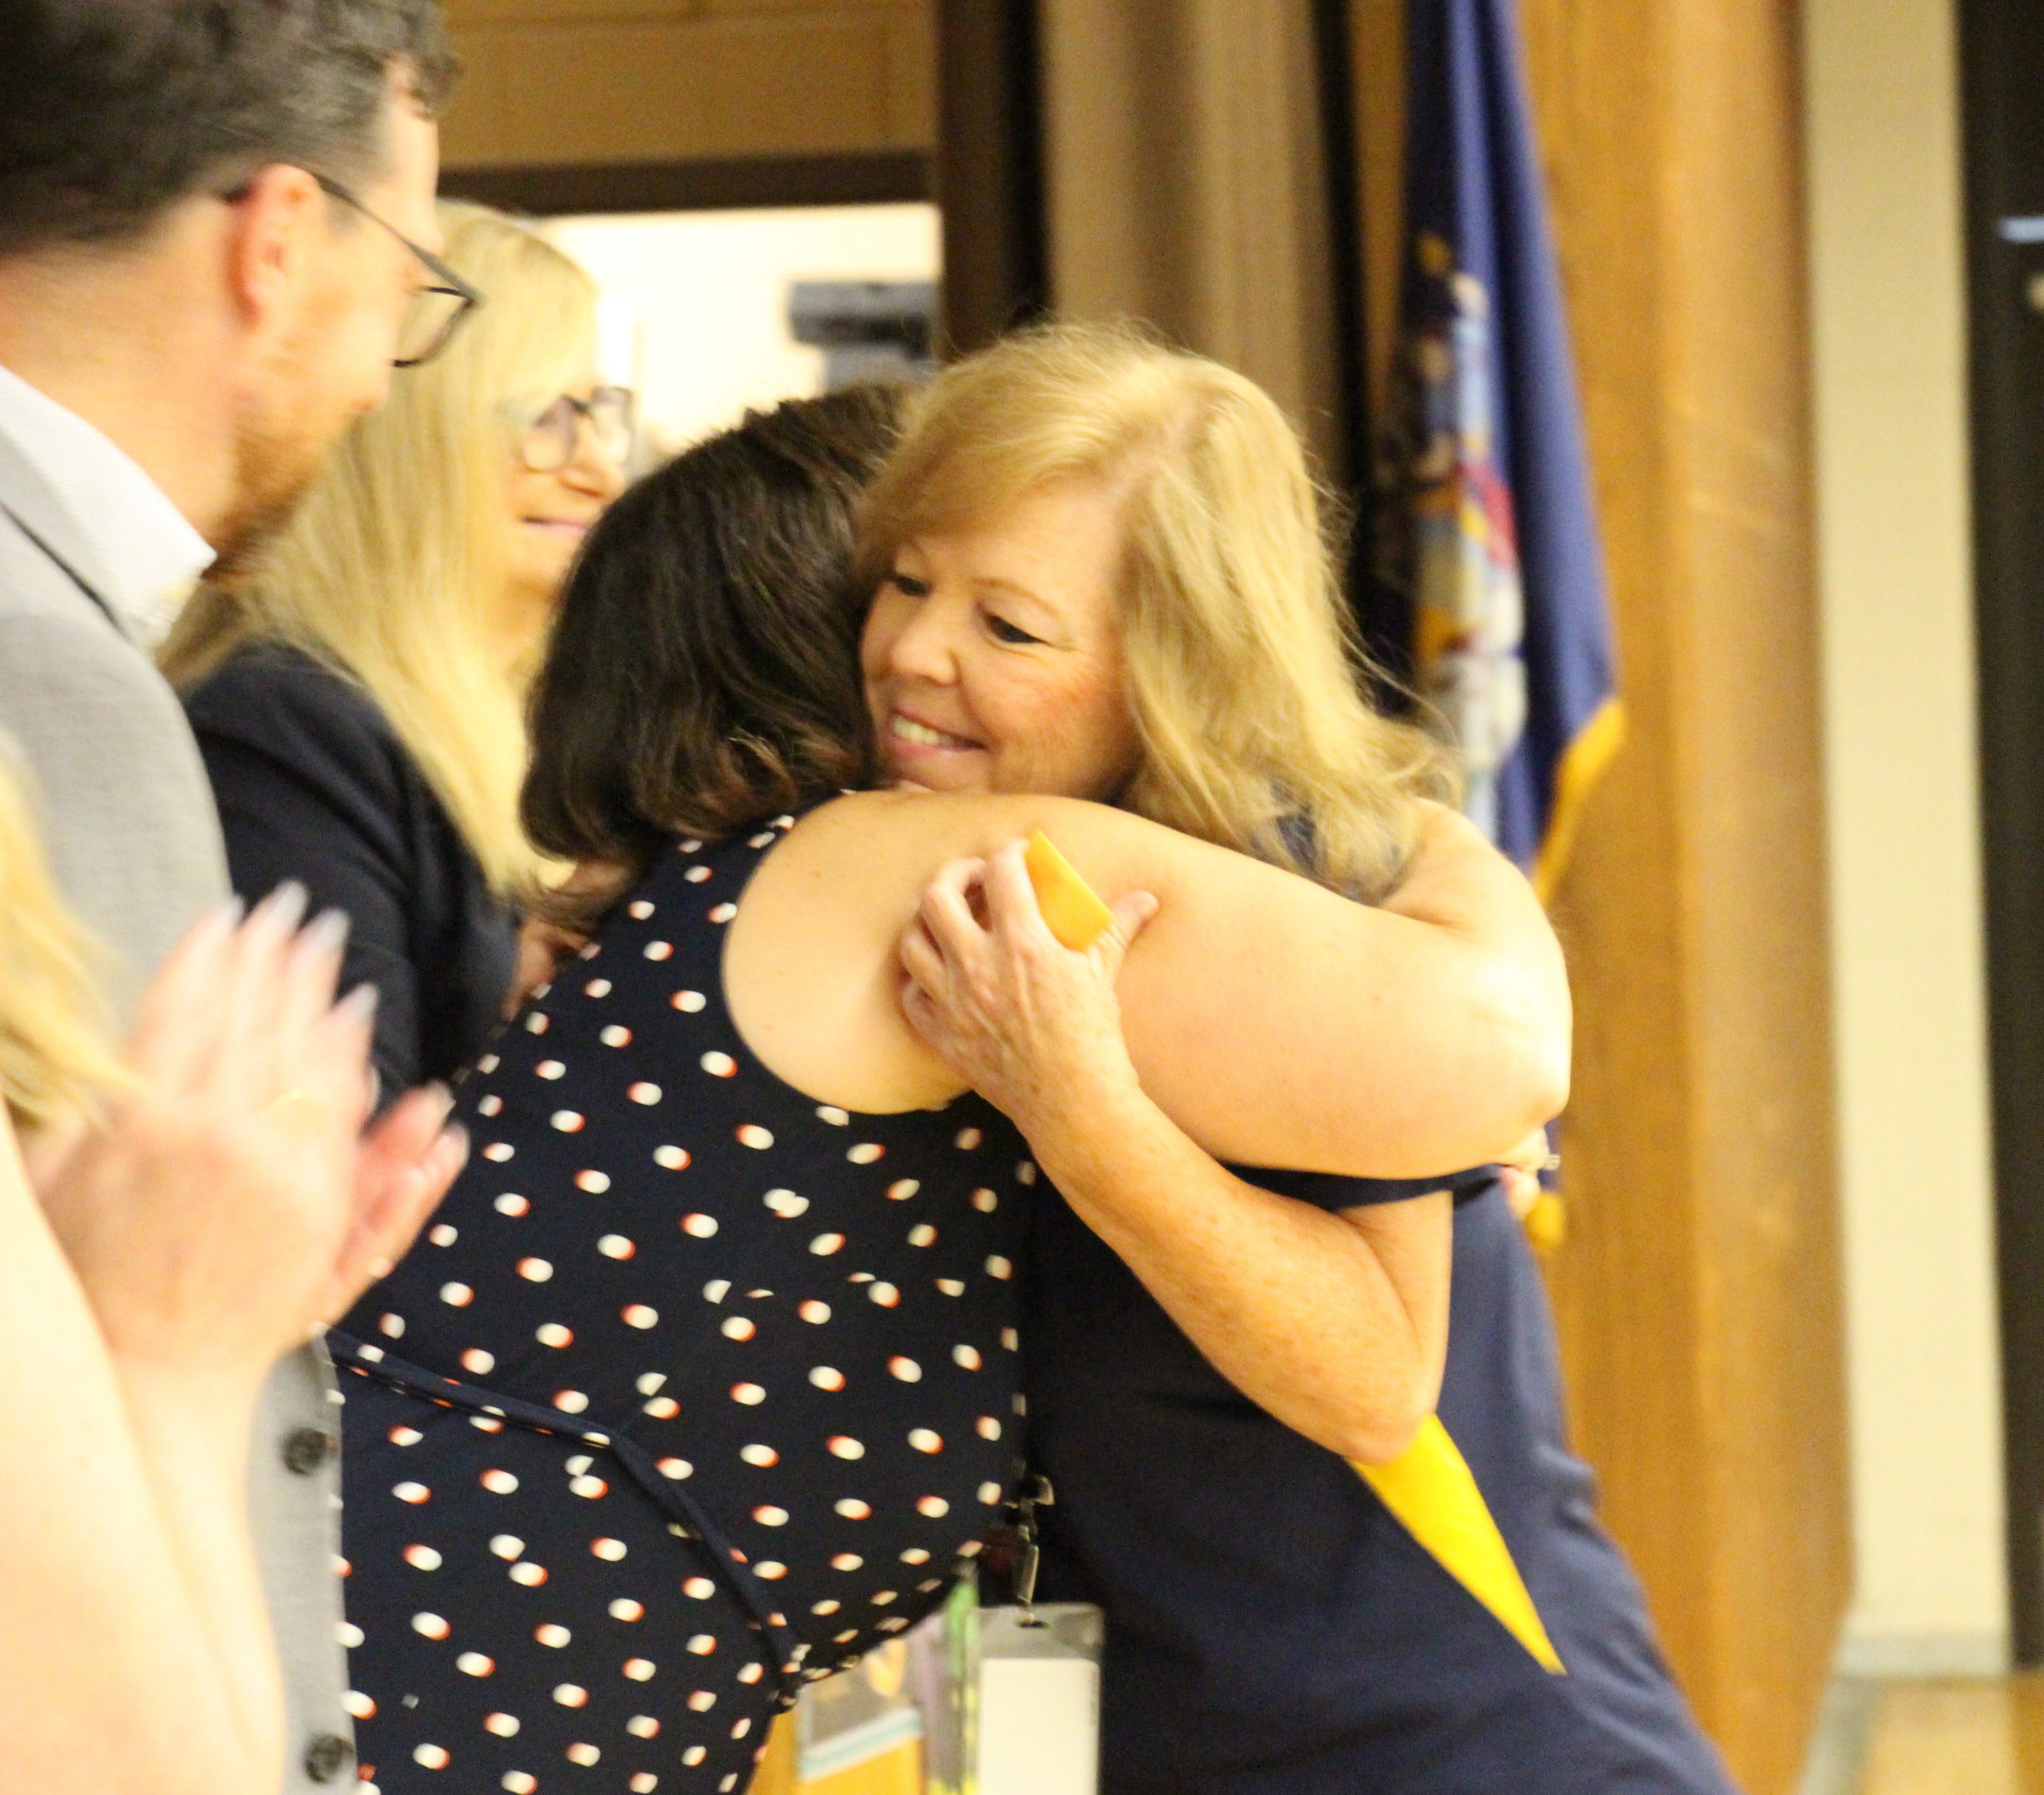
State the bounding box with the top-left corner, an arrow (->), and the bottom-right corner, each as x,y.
518,386 -> 636,474
311,175 -> 482,368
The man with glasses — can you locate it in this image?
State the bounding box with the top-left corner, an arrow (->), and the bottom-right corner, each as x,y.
0,4 -> 474,1788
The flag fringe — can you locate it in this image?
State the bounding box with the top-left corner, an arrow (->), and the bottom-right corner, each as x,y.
1531,695 -> 1624,905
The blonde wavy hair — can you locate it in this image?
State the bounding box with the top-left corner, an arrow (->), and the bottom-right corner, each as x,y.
857,322 -> 1456,901
160,201 -> 602,898
0,757 -> 123,1133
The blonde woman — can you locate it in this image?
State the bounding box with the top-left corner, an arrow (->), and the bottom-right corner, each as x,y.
0,757 -> 462,1795
160,202 -> 628,1097
321,382 -> 1571,1793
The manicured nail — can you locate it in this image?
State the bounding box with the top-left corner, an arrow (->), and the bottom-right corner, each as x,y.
335,982 -> 380,1026
366,1255 -> 395,1281
425,1080 -> 455,1119
299,908 -> 351,960
255,880 -> 308,934
440,1121 -> 470,1163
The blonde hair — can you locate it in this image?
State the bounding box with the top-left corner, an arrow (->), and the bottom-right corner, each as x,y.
0,757 -> 124,1132
160,201 -> 601,897
858,322 -> 1456,901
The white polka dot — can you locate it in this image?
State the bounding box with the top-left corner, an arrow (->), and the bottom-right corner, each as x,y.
976,1416 -> 1002,1440
636,1372 -> 667,1396
834,1496 -> 872,1520
524,1013 -> 549,1035
764,1189 -> 809,1218
412,1611 -> 450,1639
979,1480 -> 1004,1504
479,1054 -> 501,1073
484,1713 -> 520,1738
623,1303 -> 660,1329
537,1060 -> 564,1080
394,1481 -> 430,1504
628,1654 -> 661,1678
937,1278 -> 965,1296
987,1255 -> 1013,1280
456,1652 -> 497,1679
810,1599 -> 842,1616
566,1453 -> 594,1476
972,1187 -> 999,1213
889,1357 -> 921,1382
592,1537 -> 628,1562
339,1622 -> 365,1649
799,1299 -> 832,1324
755,1562 -> 786,1580
871,1590 -> 898,1606
575,1170 -> 611,1193
708,903 -> 737,924
699,1051 -> 737,1078
405,1544 -> 443,1571
413,1742 -> 450,1769
683,1575 -> 719,1601
703,1280 -> 731,1303
503,1773 -> 537,1793
630,1773 -> 659,1793
654,1144 -> 690,1170
517,1256 -> 553,1282
680,1213 -> 719,1239
481,1469 -> 518,1495
917,1496 -> 951,1518
588,981 -> 616,1000
754,1504 -> 790,1527
657,1457 -> 693,1480
600,1024 -> 631,1047
494,1192 -> 529,1217
735,1123 -> 773,1150
553,1390 -> 590,1415
955,1344 -> 983,1370
489,1535 -> 524,1561
644,1396 -> 679,1419
721,1315 -> 755,1341
886,1179 -> 921,1203
536,1623 -> 572,1648
687,1631 -> 719,1656
809,1366 -> 846,1392
439,1282 -> 473,1307
739,1444 -> 778,1467
827,1436 -> 865,1460
909,1224 -> 937,1247
817,1105 -> 850,1127
684,1747 -> 708,1766
673,989 -> 707,1012
622,1081 -> 662,1108
611,1598 -> 645,1621
357,1343 -> 385,1362
570,1474 -> 608,1499
849,1143 -> 885,1164
869,1282 -> 901,1307
909,1429 -> 942,1453
901,1547 -> 932,1565
597,1234 -> 636,1258
810,1232 -> 845,1256
483,1142 -> 514,1162
1002,1327 -> 1020,1351
550,1110 -> 584,1133
686,865 -> 713,884
378,1312 -> 406,1338
567,1742 -> 600,1767
343,1690 -> 375,1720
731,1383 -> 766,1405
644,941 -> 673,961
536,1322 -> 572,1347
389,1425 -> 422,1447
628,900 -> 655,920
555,1684 -> 590,1709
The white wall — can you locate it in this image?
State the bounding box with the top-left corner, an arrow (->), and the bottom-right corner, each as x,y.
545,204 -> 941,455
1804,0 -> 2008,1674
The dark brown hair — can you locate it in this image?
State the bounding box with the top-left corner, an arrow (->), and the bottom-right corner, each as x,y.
522,385 -> 903,881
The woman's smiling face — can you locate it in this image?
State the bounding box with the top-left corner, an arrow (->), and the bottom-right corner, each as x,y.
860,477 -> 1143,800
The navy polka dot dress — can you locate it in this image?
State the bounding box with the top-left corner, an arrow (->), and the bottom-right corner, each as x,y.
330,811 -> 1033,1794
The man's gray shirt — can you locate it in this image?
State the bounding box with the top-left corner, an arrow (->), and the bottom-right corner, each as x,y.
0,417 -> 356,1790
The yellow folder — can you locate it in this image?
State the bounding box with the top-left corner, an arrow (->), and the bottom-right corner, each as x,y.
1353,1416 -> 1566,1674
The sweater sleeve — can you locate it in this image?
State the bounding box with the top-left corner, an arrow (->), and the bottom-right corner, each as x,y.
184,648 -> 427,1100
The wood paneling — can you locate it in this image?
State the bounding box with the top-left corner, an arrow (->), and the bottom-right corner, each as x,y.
438,0 -> 937,168
1511,3 -> 1852,1790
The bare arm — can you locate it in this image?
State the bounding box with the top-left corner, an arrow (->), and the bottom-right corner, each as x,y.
11,896 -> 465,1795
747,791 -> 1569,1178
901,846 -> 1452,1460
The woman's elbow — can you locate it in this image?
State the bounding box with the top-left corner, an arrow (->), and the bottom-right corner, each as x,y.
1327,1377 -> 1438,1466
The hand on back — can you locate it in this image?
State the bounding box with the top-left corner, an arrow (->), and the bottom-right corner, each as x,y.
33,885 -> 467,1389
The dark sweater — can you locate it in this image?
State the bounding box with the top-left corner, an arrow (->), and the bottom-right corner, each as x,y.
184,640 -> 519,1100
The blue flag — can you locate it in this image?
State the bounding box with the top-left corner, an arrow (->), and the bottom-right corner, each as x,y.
1396,0 -> 1621,899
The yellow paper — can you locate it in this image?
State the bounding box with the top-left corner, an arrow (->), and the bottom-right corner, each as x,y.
1353,1416 -> 1566,1674
1024,830 -> 1116,951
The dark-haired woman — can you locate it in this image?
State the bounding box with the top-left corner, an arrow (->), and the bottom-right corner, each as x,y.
331,386 -> 1572,1794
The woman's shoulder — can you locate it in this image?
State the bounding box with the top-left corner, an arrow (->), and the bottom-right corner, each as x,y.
184,640 -> 413,785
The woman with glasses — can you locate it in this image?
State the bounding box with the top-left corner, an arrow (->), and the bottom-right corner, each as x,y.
161,201 -> 630,1099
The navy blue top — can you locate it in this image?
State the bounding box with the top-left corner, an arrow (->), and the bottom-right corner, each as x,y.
185,642 -> 519,1098
1027,1167 -> 1737,1794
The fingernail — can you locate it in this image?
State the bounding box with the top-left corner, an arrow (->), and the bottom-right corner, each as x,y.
441,1121 -> 470,1162
256,880 -> 308,933
299,908 -> 351,959
335,982 -> 381,1024
366,1256 -> 395,1282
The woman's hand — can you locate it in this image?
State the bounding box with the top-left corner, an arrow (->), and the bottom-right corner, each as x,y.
897,836 -> 1159,1135
33,886 -> 465,1391
1497,1125 -> 1553,1222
